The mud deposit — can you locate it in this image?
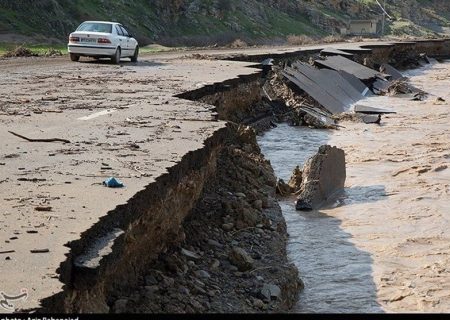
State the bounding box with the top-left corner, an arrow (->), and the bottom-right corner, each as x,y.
258,61 -> 450,313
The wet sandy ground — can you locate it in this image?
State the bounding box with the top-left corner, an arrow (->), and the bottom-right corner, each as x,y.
325,62 -> 450,312
0,55 -> 258,311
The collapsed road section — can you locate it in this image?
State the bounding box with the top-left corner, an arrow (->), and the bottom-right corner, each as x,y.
0,39 -> 450,313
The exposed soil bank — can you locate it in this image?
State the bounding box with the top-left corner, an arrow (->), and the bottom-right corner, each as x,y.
42,126 -> 229,312
115,125 -> 300,313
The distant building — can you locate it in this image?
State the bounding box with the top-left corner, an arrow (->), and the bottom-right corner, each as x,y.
341,18 -> 382,36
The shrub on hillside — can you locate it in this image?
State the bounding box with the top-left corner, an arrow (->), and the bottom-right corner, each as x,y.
230,39 -> 248,48
322,34 -> 344,43
286,34 -> 316,45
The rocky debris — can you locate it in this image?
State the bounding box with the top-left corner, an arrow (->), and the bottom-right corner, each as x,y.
222,223 -> 234,231
195,270 -> 211,279
287,166 -> 302,194
115,124 -> 301,313
433,97 -> 446,105
260,284 -> 281,301
276,166 -> 303,197
229,247 -> 254,272
113,299 -> 129,314
387,79 -> 417,95
362,114 -> 382,124
296,145 -> 346,211
265,70 -> 340,129
252,298 -> 266,310
276,179 -> 293,196
181,248 -> 201,260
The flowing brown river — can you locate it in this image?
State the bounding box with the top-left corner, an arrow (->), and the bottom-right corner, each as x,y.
258,61 -> 450,313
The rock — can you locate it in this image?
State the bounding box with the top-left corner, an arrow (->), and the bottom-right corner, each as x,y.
210,259 -> 220,270
179,286 -> 190,295
190,299 -> 204,311
295,199 -> 313,211
229,265 -> 239,272
113,299 -> 129,313
207,239 -> 223,248
161,276 -> 175,288
261,197 -> 269,208
236,125 -> 258,149
222,201 -> 233,214
222,223 -> 234,231
145,285 -> 159,295
165,304 -> 184,313
229,247 -> 254,271
235,192 -> 246,198
192,285 -> 207,295
253,199 -> 263,211
194,279 -> 206,287
165,256 -> 181,273
181,248 -> 201,260
260,284 -> 281,301
288,166 -> 302,193
253,298 -> 265,309
195,270 -> 211,279
256,276 -> 264,281
296,145 -> 346,211
145,275 -> 158,286
187,260 -> 196,267
240,207 -> 259,227
276,178 -> 293,196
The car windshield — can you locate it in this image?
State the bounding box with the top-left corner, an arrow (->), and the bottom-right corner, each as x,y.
76,22 -> 112,33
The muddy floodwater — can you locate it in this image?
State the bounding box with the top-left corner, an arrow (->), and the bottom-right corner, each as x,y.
258,61 -> 450,313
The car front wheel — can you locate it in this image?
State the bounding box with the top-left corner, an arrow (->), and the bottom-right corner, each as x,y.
111,47 -> 121,64
131,46 -> 139,62
70,53 -> 80,62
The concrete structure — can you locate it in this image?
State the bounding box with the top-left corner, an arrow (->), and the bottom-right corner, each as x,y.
346,19 -> 381,36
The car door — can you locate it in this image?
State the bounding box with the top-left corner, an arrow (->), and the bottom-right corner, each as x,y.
119,25 -> 133,56
114,25 -> 127,53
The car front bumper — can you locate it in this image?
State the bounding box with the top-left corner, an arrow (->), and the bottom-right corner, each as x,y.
68,44 -> 117,57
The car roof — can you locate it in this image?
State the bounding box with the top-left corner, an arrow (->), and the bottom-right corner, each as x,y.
81,21 -> 121,25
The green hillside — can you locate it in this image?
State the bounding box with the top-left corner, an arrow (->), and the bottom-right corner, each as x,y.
0,0 -> 448,47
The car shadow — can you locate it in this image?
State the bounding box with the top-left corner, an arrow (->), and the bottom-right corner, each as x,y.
79,59 -> 165,68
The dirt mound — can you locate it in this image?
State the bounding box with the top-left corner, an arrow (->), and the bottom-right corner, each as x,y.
2,46 -> 38,58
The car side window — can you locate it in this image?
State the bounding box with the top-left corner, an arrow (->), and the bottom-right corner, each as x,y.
119,26 -> 129,37
115,25 -> 123,36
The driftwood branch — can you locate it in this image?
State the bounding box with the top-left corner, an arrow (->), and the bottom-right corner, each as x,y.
8,131 -> 70,143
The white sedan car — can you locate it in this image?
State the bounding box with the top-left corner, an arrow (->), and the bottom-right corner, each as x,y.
68,21 -> 139,63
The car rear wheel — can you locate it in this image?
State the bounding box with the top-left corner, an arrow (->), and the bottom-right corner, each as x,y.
131,46 -> 139,62
70,53 -> 80,62
111,47 -> 121,64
